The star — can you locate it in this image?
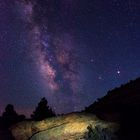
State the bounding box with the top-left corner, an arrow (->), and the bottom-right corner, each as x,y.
98,76 -> 103,80
90,59 -> 94,63
117,70 -> 121,74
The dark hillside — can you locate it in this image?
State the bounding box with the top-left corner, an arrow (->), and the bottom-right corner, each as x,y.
85,77 -> 140,140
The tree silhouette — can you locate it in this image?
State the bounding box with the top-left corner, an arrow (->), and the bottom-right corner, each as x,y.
2,104 -> 25,127
31,97 -> 55,121
2,104 -> 18,119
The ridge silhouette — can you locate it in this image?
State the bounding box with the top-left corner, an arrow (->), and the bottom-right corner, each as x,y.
85,77 -> 140,140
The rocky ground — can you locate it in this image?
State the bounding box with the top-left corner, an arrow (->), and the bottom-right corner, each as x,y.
10,113 -> 119,140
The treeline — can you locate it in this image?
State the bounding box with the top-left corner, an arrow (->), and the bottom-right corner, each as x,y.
0,97 -> 55,128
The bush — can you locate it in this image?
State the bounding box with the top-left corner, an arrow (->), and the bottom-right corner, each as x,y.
85,124 -> 118,140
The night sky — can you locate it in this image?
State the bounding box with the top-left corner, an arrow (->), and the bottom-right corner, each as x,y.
0,0 -> 140,117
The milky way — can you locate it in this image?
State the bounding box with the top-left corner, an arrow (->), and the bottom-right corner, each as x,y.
16,0 -> 83,113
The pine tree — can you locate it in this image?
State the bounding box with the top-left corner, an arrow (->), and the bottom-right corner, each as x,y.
31,97 -> 55,121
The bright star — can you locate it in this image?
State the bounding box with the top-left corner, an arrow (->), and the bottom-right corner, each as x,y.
117,70 -> 121,74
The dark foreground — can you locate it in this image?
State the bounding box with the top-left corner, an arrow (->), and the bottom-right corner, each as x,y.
0,129 -> 14,140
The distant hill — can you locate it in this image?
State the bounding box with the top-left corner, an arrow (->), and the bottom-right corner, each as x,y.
85,77 -> 140,139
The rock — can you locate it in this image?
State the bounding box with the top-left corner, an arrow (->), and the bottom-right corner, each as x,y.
10,113 -> 119,140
